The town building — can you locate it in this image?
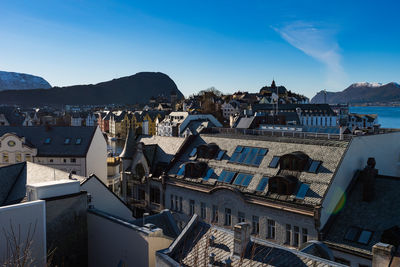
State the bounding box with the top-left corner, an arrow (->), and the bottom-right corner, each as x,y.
0,126 -> 107,182
120,125 -> 400,266
156,112 -> 222,137
348,113 -> 378,130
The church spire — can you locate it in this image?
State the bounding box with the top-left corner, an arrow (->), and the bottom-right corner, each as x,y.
271,79 -> 276,89
119,125 -> 136,159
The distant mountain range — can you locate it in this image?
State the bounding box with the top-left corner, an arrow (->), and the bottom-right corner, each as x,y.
0,71 -> 51,90
311,82 -> 400,104
0,72 -> 183,105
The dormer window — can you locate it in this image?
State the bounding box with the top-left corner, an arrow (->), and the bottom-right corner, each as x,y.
269,175 -> 298,195
308,160 -> 322,173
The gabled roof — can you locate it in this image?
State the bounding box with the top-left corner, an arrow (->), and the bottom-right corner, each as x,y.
0,162 -> 26,206
131,209 -> 180,239
0,126 -> 97,157
159,215 -> 345,266
119,127 -> 136,159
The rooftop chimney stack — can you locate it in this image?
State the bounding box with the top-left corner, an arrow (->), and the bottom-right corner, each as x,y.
372,243 -> 394,267
233,222 -> 251,257
362,157 -> 378,202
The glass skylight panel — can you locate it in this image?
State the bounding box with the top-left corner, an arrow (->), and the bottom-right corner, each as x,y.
258,148 -> 268,156
229,152 -> 240,162
216,150 -> 225,160
308,161 -> 322,173
253,155 -> 264,166
295,183 -> 310,199
224,171 -> 236,183
177,165 -> 185,176
64,138 -> 70,145
75,138 -> 82,145
44,138 -> 51,144
236,147 -> 249,163
233,173 -> 246,185
358,230 -> 372,244
234,146 -> 243,153
269,156 -> 280,168
218,170 -> 228,182
189,147 -> 197,157
256,177 -> 269,192
344,227 -> 359,241
242,174 -> 253,186
244,148 -> 258,165
203,168 -> 214,181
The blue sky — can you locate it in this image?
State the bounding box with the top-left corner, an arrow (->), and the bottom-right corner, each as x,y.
1,0 -> 399,98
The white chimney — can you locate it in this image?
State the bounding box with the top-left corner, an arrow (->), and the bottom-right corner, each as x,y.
372,243 -> 394,267
233,222 -> 251,257
26,179 -> 80,201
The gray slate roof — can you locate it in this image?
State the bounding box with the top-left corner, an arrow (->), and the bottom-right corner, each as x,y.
138,135 -> 185,164
162,215 -> 344,267
324,175 -> 400,255
0,126 -> 97,157
168,133 -> 348,206
131,209 -> 180,239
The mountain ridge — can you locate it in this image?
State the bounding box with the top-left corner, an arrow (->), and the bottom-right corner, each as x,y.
0,72 -> 183,105
0,71 -> 51,90
311,82 -> 400,104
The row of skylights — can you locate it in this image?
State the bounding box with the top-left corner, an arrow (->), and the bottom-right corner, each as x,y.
232,173 -> 253,187
189,147 -> 226,161
203,168 -> 214,181
44,138 -> 82,145
217,170 -> 236,183
177,165 -> 185,176
344,226 -> 373,245
229,146 -> 268,166
255,176 -> 310,199
268,155 -> 322,173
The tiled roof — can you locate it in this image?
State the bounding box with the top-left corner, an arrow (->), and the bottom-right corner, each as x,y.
163,215 -> 344,267
138,135 -> 185,164
324,175 -> 400,255
0,126 -> 97,157
168,133 -> 348,206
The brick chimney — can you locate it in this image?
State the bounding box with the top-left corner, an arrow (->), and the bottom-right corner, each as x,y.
361,157 -> 378,202
372,243 -> 394,267
233,222 -> 251,257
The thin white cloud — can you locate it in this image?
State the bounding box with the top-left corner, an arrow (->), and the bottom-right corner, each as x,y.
274,21 -> 346,90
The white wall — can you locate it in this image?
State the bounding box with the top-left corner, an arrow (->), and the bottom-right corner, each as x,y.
0,200 -> 46,267
81,177 -> 134,220
86,126 -> 107,183
320,132 -> 400,228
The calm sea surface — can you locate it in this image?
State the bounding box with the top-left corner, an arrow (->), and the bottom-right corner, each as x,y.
350,106 -> 400,129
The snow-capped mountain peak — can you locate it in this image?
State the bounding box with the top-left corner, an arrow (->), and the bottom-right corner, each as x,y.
0,71 -> 51,90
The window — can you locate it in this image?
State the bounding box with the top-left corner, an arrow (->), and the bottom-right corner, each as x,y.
15,153 -> 21,163
177,165 -> 185,176
269,156 -> 280,168
203,168 -> 214,181
212,205 -> 218,223
25,154 -> 32,162
2,152 -> 8,163
225,208 -> 231,226
217,170 -> 236,183
189,147 -> 197,157
295,184 -> 310,200
179,197 -> 183,212
293,226 -> 300,247
75,138 -> 82,145
252,216 -> 259,235
63,159 -> 67,163
189,200 -> 195,216
70,158 -> 76,163
256,177 -> 269,192
285,224 -> 291,244
344,226 -> 360,242
64,138 -> 70,145
44,137 -> 51,144
201,202 -> 206,219
238,212 -> 245,223
302,228 -> 308,244
308,160 -> 322,173
233,173 -> 253,187
358,230 -> 372,244
49,159 -> 54,163
216,150 -> 226,160
71,171 -> 76,174
229,146 -> 268,166
267,220 -> 276,239
150,187 -> 160,204
170,195 -> 174,210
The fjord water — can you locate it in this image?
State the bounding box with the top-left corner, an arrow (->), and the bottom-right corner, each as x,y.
350,106 -> 400,128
